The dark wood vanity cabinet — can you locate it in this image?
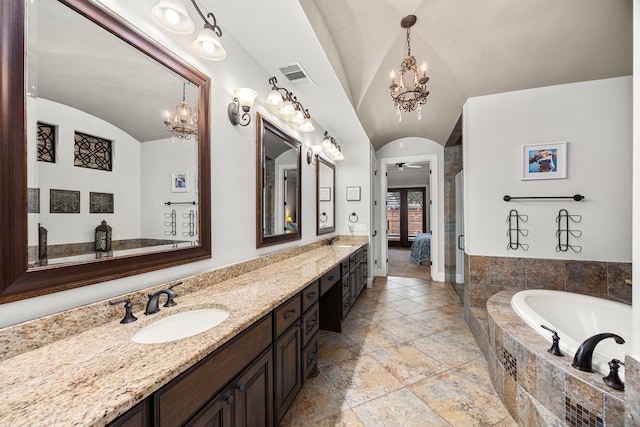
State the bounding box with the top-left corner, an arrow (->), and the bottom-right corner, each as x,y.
108,246 -> 368,427
152,315 -> 272,427
273,294 -> 302,424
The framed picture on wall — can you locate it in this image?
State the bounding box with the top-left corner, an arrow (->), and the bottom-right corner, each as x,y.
521,142 -> 567,180
319,187 -> 331,201
171,170 -> 189,192
346,186 -> 361,201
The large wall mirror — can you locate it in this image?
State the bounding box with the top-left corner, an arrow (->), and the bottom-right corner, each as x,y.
256,113 -> 302,247
316,157 -> 336,235
0,0 -> 211,302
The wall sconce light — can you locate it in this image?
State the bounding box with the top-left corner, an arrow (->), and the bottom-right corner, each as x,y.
228,87 -> 257,126
265,76 -> 315,132
307,131 -> 345,163
306,144 -> 323,165
152,0 -> 227,61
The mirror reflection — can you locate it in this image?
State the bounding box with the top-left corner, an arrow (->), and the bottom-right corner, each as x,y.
256,113 -> 302,247
317,157 -> 336,235
27,0 -> 201,268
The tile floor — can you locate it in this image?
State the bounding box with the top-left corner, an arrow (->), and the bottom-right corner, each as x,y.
280,276 -> 516,427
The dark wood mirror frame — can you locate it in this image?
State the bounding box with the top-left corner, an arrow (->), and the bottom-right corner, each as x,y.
0,0 -> 211,303
255,113 -> 302,248
316,157 -> 336,235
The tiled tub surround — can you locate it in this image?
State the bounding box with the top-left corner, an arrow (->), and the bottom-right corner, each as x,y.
0,236 -> 367,426
466,255 -> 632,309
485,290 -> 626,426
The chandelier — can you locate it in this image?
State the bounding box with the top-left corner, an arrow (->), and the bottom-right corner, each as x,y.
389,15 -> 430,122
164,82 -> 198,141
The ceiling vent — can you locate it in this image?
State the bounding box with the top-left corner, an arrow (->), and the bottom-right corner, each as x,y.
278,63 -> 313,87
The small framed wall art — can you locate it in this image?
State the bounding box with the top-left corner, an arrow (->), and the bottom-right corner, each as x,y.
521,142 -> 567,180
90,192 -> 114,213
319,187 -> 331,201
50,189 -> 80,213
346,186 -> 361,201
171,170 -> 189,192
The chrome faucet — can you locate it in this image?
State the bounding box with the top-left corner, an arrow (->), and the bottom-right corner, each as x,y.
571,333 -> 625,372
144,289 -> 178,315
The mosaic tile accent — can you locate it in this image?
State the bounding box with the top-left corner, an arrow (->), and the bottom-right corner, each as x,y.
502,347 -> 517,380
565,396 -> 603,427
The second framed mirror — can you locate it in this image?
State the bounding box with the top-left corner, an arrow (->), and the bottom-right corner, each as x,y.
317,157 -> 336,235
256,113 -> 302,247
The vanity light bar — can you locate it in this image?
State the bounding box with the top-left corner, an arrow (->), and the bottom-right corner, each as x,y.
265,76 -> 315,132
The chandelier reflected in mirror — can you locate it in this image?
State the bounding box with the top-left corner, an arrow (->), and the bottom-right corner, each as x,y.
389,15 -> 430,122
164,82 -> 198,141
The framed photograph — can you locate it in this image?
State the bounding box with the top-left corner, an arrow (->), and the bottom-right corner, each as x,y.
522,142 -> 567,180
319,187 -> 331,201
90,192 -> 114,213
346,186 -> 361,201
50,189 -> 80,213
171,170 -> 189,192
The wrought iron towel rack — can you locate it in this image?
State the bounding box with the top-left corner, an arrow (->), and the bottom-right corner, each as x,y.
164,201 -> 197,206
503,194 -> 584,202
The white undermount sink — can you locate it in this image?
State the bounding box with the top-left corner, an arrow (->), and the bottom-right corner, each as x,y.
132,308 -> 230,344
334,245 -> 354,248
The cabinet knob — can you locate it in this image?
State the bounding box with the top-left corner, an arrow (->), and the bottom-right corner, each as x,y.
223,395 -> 234,404
236,383 -> 245,392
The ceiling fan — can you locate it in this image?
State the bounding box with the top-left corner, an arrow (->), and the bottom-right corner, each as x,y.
395,162 -> 422,171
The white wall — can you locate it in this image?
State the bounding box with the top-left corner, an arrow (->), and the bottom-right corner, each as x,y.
140,138 -> 198,241
463,76 -> 632,262
28,98 -> 141,246
0,1 -> 373,327
375,137 -> 445,281
632,0 -> 639,358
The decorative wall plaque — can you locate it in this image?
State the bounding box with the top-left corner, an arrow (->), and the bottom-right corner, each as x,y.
37,122 -> 56,163
28,188 -> 40,213
74,131 -> 112,171
90,192 -> 114,213
50,189 -> 80,213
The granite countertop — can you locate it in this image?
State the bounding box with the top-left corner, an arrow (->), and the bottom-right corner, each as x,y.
0,244 -> 363,426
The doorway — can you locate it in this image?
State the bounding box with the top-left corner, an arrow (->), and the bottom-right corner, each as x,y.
387,187 -> 427,247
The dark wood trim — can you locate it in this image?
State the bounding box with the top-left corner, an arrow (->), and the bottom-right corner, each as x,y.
387,187 -> 426,248
316,157 -> 336,235
255,113 -> 302,248
0,0 -> 212,303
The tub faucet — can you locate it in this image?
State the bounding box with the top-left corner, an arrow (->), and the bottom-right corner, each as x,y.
571,333 -> 625,372
144,289 -> 177,315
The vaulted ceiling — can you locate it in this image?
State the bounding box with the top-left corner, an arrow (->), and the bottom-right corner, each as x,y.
302,0 -> 632,149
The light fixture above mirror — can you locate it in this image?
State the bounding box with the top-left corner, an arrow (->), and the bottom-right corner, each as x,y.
265,76 -> 315,133
307,131 -> 344,164
152,0 -> 227,61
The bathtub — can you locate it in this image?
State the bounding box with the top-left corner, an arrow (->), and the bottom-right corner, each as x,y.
511,289 -> 631,380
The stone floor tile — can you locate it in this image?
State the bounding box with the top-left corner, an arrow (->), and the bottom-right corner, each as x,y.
410,327 -> 484,368
314,409 -> 365,427
343,323 -> 405,352
370,342 -> 446,385
352,388 -> 451,427
408,358 -> 512,426
377,315 -> 434,341
387,299 -> 430,316
317,331 -> 363,368
322,354 -> 404,407
389,286 -> 429,299
282,370 -> 350,424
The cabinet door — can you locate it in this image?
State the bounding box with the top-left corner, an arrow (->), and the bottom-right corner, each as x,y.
234,348 -> 273,427
274,323 -> 302,424
185,387 -> 233,427
108,400 -> 148,427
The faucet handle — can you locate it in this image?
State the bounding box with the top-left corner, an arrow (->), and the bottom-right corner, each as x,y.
540,324 -> 563,357
168,281 -> 183,291
109,298 -> 138,324
603,358 -> 625,391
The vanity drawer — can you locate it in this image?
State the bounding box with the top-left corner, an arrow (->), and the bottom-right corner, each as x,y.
320,265 -> 341,295
349,254 -> 356,270
301,303 -> 319,346
342,297 -> 351,317
356,247 -> 364,262
302,332 -> 319,381
341,259 -> 350,275
274,294 -> 302,339
341,273 -> 350,297
302,281 -> 319,313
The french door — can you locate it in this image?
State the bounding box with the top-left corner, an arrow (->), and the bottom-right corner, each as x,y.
387,188 -> 427,247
